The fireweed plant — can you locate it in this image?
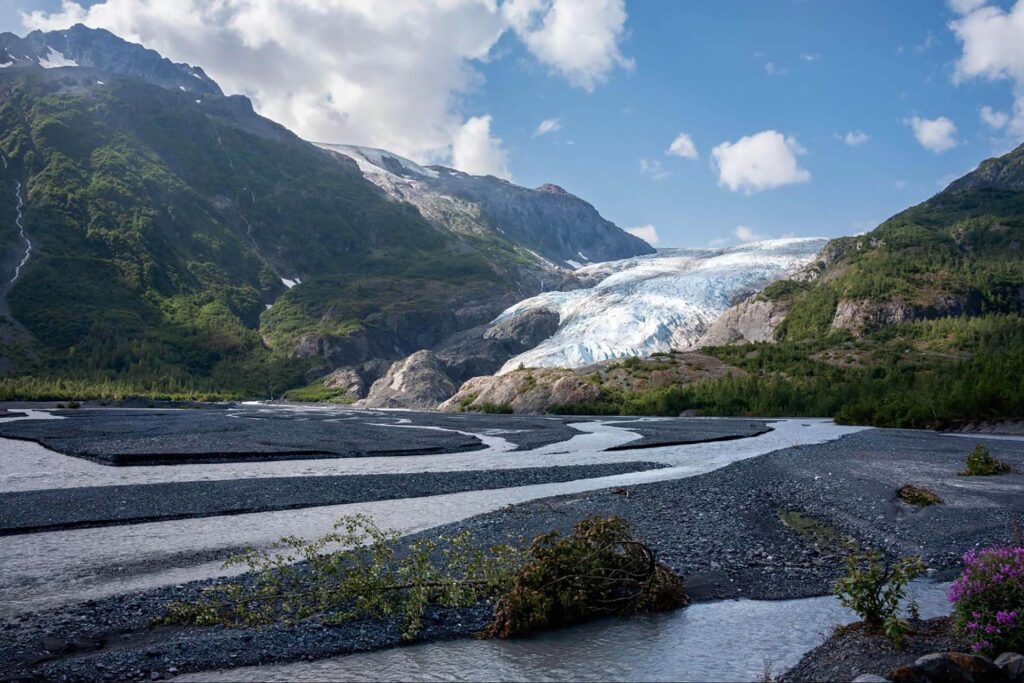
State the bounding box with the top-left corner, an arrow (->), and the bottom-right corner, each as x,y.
950,546 -> 1024,654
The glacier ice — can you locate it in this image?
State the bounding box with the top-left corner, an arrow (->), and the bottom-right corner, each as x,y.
496,238 -> 827,373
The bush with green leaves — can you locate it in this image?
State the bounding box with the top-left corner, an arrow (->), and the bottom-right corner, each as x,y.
162,514 -> 521,640
485,516 -> 688,638
163,514 -> 688,640
960,444 -> 1013,476
833,546 -> 925,647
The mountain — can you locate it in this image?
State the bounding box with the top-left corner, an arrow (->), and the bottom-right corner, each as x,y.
0,25 -> 648,399
317,144 -> 654,268
460,144 -> 1024,426
0,24 -> 222,96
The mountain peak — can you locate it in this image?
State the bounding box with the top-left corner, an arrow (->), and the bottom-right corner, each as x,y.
0,24 -> 223,97
944,141 -> 1024,194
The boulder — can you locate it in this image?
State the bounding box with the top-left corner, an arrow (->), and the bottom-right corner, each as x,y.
889,652 -> 1011,683
320,367 -> 365,401
995,653 -> 1024,682
356,350 -> 456,410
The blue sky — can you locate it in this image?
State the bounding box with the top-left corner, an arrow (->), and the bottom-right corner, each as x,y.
3,1 -> 1023,248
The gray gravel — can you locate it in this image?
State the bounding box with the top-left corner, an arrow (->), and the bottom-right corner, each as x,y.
780,617 -> 972,682
2,428 -> 1021,681
0,461 -> 665,534
0,407 -> 773,464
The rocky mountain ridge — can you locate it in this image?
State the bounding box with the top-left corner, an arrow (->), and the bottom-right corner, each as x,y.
317,144 -> 654,269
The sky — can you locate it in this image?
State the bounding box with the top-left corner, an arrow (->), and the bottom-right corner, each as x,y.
2,0 -> 1024,248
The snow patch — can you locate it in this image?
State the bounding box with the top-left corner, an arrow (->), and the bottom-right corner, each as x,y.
496,238 -> 827,372
37,46 -> 77,69
281,278 -> 300,289
315,143 -> 439,179
96,80 -> 104,85
178,86 -> 186,91
0,60 -> 13,69
565,260 -> 584,269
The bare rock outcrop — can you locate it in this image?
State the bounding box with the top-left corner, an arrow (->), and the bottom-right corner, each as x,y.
356,350 -> 456,410
694,297 -> 788,347
320,367 -> 365,402
441,351 -> 744,415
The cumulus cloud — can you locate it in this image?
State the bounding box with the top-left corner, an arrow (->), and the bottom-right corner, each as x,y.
665,132 -> 698,159
906,115 -> 959,153
452,115 -> 511,179
949,0 -> 1024,139
838,130 -> 869,146
532,117 -> 562,137
625,224 -> 659,245
639,158 -> 669,180
22,0 -> 631,166
710,130 -> 811,194
980,105 -> 1010,129
504,0 -> 633,91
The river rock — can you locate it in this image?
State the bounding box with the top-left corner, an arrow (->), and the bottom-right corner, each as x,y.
995,653 -> 1024,682
889,652 -> 1011,683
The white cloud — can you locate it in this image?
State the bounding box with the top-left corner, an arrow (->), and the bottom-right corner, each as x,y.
838,130 -> 869,146
625,224 -> 659,245
23,0 -> 630,166
980,105 -> 1010,129
764,61 -> 787,76
894,179 -> 908,189
504,0 -> 633,92
452,115 -> 511,179
949,1 -> 1024,139
532,117 -> 562,137
948,0 -> 987,14
710,130 -> 811,194
733,225 -> 764,242
800,52 -> 821,62
906,115 -> 959,153
639,158 -> 669,180
665,132 -> 698,160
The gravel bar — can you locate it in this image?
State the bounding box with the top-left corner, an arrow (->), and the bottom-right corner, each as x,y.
0,461 -> 666,535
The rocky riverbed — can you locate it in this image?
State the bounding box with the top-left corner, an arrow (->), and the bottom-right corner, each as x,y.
1,406 -> 1022,681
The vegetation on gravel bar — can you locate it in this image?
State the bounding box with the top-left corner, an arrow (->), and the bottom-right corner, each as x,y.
162,514 -> 688,640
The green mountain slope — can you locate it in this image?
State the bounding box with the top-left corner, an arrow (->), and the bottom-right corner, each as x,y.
535,144 -> 1024,428
0,51 -> 554,398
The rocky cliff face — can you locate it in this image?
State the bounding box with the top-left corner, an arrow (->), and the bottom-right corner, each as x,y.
316,145 -> 654,269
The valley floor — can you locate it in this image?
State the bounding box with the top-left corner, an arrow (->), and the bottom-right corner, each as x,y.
0,405 -> 1021,681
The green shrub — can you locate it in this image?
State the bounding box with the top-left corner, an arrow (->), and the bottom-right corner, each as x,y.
897,485 -> 941,506
833,546 -> 925,647
162,514 -> 686,641
162,514 -> 521,640
960,444 -> 1013,476
475,402 -> 513,414
484,516 -> 688,638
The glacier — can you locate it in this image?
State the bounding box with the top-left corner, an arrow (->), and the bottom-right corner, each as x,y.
495,238 -> 827,373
